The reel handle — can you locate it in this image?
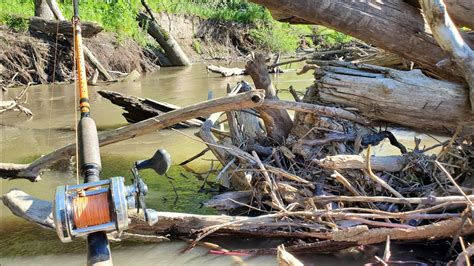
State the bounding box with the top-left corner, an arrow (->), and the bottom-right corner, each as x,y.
135,149 -> 171,175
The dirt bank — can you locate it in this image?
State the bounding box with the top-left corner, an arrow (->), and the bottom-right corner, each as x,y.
0,13 -> 255,88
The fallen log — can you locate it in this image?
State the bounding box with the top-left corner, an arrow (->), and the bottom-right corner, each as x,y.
0,90 -> 265,181
313,61 -> 473,134
137,11 -> 190,66
29,17 -> 103,38
206,63 -> 292,77
97,90 -> 204,126
36,1 -> 114,81
206,65 -> 246,77
4,189 -> 474,253
249,0 -> 472,82
420,0 -> 474,112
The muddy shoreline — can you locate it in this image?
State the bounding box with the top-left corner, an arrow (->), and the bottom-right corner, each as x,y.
0,13 -> 255,88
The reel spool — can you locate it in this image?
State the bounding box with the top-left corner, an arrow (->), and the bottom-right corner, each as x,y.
53,149 -> 171,243
54,177 -> 129,242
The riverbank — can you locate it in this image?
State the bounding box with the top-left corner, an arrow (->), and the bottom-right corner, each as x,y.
0,11 -> 260,88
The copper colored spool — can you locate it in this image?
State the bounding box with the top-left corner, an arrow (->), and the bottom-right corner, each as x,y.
72,192 -> 111,228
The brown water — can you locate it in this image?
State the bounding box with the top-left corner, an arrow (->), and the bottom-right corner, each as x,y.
0,63 -> 445,265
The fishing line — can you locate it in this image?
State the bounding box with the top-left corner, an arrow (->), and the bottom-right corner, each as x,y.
72,192 -> 111,228
72,9 -> 80,185
47,19 -> 61,149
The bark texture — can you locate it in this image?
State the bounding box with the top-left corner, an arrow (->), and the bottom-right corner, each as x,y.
313,62 -> 473,134
137,12 -> 190,66
29,17 -> 103,38
420,0 -> 474,112
249,0 -> 472,82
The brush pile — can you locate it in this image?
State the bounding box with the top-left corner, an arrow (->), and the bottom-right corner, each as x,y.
178,53 -> 474,255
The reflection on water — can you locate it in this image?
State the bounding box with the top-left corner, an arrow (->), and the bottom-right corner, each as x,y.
0,63 -> 446,265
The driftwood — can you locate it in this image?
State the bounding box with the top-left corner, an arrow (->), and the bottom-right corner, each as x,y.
246,53 -> 293,143
206,63 -> 293,77
316,154 -> 408,173
206,65 -> 246,77
4,189 -> 474,253
29,17 -> 103,38
0,90 -> 265,181
277,245 -> 303,266
0,85 -> 33,117
97,90 -> 204,126
249,0 -> 474,83
420,0 -> 474,112
137,9 -> 190,66
312,61 -> 473,134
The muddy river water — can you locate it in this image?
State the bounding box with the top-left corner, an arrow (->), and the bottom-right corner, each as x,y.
0,64 -> 446,265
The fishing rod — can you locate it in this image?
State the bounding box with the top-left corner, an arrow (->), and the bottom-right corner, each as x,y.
52,1 -> 171,265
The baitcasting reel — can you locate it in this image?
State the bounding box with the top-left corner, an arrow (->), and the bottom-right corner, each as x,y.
53,149 -> 171,243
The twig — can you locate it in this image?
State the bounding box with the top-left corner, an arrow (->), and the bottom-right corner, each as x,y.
252,151 -> 286,211
459,237 -> 471,266
270,57 -> 306,68
435,160 -> 473,206
365,145 -> 405,199
309,195 -> 474,205
179,147 -> 210,165
332,171 -> 361,196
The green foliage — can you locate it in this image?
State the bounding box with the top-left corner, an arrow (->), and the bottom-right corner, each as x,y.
151,0 -> 271,23
250,21 -> 313,53
2,14 -> 29,32
0,0 -> 351,52
192,39 -> 203,54
0,0 -> 33,31
314,26 -> 353,48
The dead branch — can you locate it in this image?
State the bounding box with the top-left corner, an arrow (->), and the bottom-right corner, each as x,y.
0,91 -> 265,181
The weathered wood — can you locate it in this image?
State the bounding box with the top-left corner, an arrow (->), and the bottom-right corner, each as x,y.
29,17 -> 103,38
34,0 -> 54,19
249,0 -> 472,82
0,91 -> 265,181
81,45 -> 114,81
405,0 -> 474,29
313,61 -> 473,134
261,100 -> 370,126
137,11 -> 190,66
37,2 -> 114,81
316,154 -> 408,172
204,191 -> 252,211
277,245 -> 303,266
97,90 -> 203,127
420,0 -> 474,112
207,65 -> 246,77
45,0 -> 64,20
4,189 -> 474,252
246,54 -> 293,143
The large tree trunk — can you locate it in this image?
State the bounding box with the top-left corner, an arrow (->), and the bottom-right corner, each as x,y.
137,12 -> 190,66
29,17 -> 103,38
312,61 -> 473,134
419,0 -> 474,112
34,0 -> 54,19
405,0 -> 474,29
249,0 -> 472,83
